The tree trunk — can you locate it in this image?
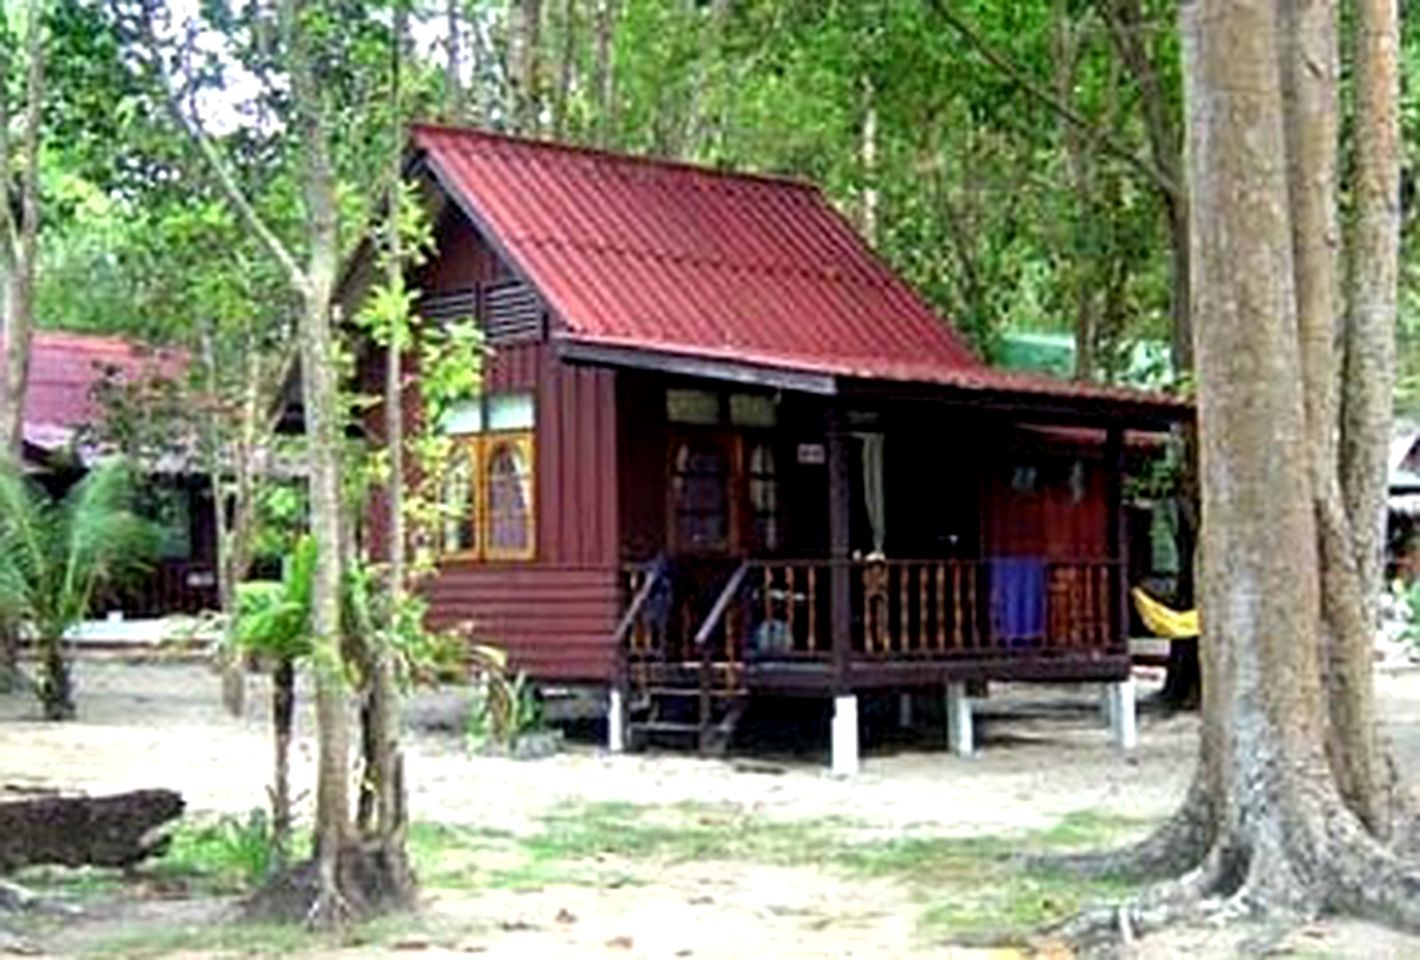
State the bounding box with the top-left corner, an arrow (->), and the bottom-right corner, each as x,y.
283,0 -> 353,927
1333,0 -> 1401,831
510,0 -> 544,135
444,0 -> 463,122
1053,0 -> 1098,381
360,3 -> 414,900
272,656 -> 295,864
551,0 -> 578,140
0,0 -> 42,461
859,74 -> 879,248
591,0 -> 618,145
37,634 -> 73,722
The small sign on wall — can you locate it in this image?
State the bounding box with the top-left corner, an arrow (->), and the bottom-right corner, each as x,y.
797,442 -> 826,465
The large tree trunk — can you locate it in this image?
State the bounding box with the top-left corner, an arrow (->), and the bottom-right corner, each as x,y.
1058,0 -> 1420,947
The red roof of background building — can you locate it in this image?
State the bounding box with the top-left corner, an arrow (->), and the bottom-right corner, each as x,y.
14,331 -> 188,452
411,124 -> 1186,412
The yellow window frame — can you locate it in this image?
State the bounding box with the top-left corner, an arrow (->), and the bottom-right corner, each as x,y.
482,430 -> 537,562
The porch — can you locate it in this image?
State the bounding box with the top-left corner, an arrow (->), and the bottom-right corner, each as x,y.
606,371 -> 1161,769
614,552 -> 1135,767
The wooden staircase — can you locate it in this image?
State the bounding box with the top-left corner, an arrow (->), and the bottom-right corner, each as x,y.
617,562 -> 752,756
626,662 -> 748,755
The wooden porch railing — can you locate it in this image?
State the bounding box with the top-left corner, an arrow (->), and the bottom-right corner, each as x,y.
617,557 -> 1125,688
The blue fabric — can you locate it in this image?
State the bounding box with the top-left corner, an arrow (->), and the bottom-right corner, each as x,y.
990,557 -> 1047,645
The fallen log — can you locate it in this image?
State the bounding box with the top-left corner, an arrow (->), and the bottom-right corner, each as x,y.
0,789 -> 184,873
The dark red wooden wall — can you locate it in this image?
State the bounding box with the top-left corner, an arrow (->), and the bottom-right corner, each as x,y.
399,206 -> 623,682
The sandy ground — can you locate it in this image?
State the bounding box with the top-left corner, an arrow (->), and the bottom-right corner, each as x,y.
4,659 -> 1420,958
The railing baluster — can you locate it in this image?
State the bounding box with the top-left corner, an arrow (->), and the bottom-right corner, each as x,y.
918,566 -> 928,654
967,564 -> 979,649
860,567 -> 871,653
763,565 -> 773,642
952,563 -> 964,649
898,565 -> 909,654
787,565 -> 798,651
1100,563 -> 1112,649
808,566 -> 818,652
936,564 -> 946,650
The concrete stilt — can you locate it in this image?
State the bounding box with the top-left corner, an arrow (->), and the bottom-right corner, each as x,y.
1108,677 -> 1137,750
946,681 -> 974,757
607,687 -> 627,753
831,694 -> 860,777
898,692 -> 914,729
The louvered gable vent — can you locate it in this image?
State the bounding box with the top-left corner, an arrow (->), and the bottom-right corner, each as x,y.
417,280 -> 546,344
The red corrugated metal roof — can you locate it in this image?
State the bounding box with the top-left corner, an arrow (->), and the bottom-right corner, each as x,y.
413,124 -> 1185,411
7,331 -> 188,450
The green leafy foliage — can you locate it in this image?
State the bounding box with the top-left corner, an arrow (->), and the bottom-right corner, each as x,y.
465,644 -> 546,751
232,535 -> 317,662
156,809 -> 285,894
0,459 -> 154,636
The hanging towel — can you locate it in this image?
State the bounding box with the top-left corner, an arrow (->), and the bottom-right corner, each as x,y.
990,556 -> 1047,646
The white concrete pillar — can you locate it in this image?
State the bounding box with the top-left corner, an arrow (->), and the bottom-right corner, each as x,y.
607,687 -> 627,754
898,692 -> 914,729
831,694 -> 860,777
946,681 -> 974,757
1108,677 -> 1137,750
1098,683 -> 1113,727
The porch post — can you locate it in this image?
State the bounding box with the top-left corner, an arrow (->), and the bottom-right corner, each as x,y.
831,694 -> 860,776
827,406 -> 858,775
1107,676 -> 1138,750
1104,426 -> 1130,649
607,686 -> 627,754
946,681 -> 974,757
827,406 -> 852,690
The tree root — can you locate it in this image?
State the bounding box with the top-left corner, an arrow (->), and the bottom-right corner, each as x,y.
1035,777 -> 1216,882
242,841 -> 415,928
1046,798 -> 1420,956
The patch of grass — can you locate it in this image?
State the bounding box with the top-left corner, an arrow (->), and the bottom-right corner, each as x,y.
13,864 -> 128,902
74,920 -> 317,960
408,800 -> 1151,944
148,809 -> 289,895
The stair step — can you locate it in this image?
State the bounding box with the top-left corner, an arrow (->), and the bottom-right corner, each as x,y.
643,687 -> 749,699
630,721 -> 703,734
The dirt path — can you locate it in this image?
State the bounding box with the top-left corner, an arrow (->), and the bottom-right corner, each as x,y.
4,659 -> 1420,957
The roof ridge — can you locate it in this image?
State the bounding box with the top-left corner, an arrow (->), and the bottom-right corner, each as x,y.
410,122 -> 822,194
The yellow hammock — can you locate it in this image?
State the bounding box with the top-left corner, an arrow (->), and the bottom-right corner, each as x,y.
1131,587 -> 1200,640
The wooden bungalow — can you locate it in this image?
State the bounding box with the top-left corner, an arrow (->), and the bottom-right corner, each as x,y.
13,332 -> 218,617
358,125 -> 1191,772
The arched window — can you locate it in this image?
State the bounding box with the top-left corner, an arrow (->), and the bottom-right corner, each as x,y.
486,436 -> 535,560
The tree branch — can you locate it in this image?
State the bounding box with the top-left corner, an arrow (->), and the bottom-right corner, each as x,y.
927,0 -> 1179,199
135,2 -> 310,298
